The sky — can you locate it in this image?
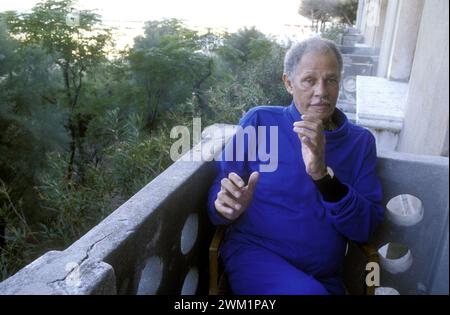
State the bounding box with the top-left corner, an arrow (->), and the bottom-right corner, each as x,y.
0,0 -> 314,49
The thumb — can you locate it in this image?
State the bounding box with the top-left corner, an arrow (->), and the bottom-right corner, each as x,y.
246,171 -> 260,193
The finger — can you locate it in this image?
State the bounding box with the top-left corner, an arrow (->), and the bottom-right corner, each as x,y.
220,178 -> 242,199
293,126 -> 319,141
228,172 -> 245,189
298,120 -> 322,131
217,191 -> 242,210
300,136 -> 317,151
294,129 -> 320,147
246,171 -> 260,193
293,120 -> 323,133
302,116 -> 326,131
214,200 -> 235,218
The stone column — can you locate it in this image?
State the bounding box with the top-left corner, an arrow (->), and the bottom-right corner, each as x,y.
360,0 -> 379,46
377,0 -> 400,78
356,0 -> 366,30
387,0 -> 425,81
397,0 -> 449,156
442,125 -> 449,157
360,0 -> 389,48
373,0 -> 389,48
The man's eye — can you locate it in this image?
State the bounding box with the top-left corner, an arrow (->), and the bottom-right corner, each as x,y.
327,79 -> 338,85
304,78 -> 315,85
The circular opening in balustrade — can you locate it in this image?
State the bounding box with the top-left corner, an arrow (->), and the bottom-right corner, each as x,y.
378,242 -> 413,274
375,287 -> 400,295
181,268 -> 199,295
343,76 -> 357,93
386,194 -> 424,227
137,256 -> 163,295
180,213 -> 198,255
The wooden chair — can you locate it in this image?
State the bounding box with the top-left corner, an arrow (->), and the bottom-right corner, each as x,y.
209,225 -> 380,295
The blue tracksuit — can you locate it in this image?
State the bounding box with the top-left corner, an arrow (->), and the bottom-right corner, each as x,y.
207,103 -> 384,295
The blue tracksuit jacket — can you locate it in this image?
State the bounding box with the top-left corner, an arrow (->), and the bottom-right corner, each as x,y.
207,102 -> 384,294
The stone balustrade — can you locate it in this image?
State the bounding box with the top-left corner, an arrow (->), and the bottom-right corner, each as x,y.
0,124 -> 447,295
337,45 -> 380,121
356,75 -> 409,152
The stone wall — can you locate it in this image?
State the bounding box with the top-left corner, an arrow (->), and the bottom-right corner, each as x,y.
367,151 -> 448,294
397,0 -> 449,156
356,0 -> 448,157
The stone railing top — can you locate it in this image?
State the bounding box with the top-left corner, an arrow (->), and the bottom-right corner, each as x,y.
354,43 -> 370,48
356,75 -> 409,131
338,45 -> 380,56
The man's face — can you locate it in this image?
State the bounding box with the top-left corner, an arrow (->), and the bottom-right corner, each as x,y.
283,51 -> 340,122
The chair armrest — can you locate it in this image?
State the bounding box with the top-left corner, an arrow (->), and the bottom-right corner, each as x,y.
351,241 -> 380,295
354,242 -> 379,263
209,226 -> 226,295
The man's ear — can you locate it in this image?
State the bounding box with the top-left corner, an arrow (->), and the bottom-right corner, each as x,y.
282,74 -> 293,95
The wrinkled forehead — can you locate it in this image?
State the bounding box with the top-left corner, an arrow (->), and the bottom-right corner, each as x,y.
297,51 -> 341,76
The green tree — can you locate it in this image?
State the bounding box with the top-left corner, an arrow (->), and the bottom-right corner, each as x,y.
213,27 -> 291,110
299,0 -> 358,32
0,17 -> 68,203
334,0 -> 359,25
4,0 -> 113,181
216,27 -> 268,72
128,19 -> 214,130
0,17 -> 69,265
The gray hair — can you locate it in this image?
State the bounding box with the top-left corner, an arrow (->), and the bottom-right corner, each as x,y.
283,37 -> 343,80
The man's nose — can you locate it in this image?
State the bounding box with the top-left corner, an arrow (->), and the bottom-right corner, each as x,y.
314,79 -> 328,97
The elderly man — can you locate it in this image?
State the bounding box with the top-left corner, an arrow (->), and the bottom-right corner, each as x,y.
207,38 -> 384,295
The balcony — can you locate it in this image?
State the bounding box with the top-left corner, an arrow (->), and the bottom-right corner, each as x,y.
0,124 -> 448,295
